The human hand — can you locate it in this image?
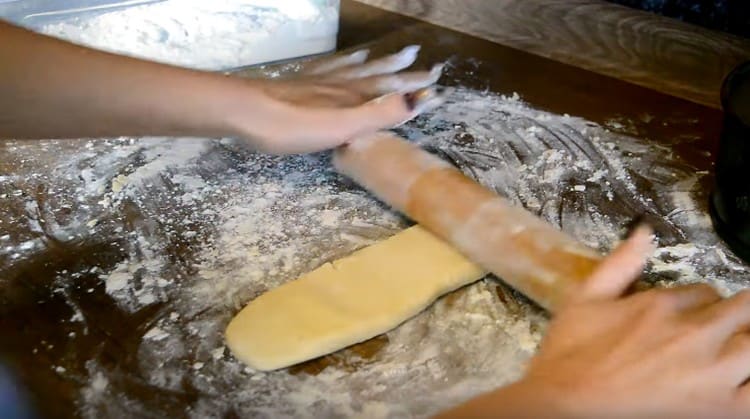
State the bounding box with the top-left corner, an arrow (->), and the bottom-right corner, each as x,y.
438,226 -> 750,419
0,23 -> 444,147
226,45 -> 446,154
518,225 -> 750,419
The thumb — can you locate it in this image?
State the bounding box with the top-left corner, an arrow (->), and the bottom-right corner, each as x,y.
281,88 -> 445,154
339,87 -> 446,137
572,224 -> 655,305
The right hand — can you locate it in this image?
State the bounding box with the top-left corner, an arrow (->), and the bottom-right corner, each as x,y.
521,225 -> 750,419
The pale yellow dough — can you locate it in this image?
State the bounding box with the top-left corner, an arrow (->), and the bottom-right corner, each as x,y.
225,225 -> 487,371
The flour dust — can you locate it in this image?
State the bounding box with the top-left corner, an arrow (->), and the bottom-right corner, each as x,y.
1,86 -> 747,418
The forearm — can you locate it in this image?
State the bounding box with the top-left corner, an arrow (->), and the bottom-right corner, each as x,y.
435,380 -> 575,419
0,20 -> 269,140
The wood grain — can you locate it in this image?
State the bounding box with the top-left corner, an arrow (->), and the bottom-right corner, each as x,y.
352,0 -> 750,108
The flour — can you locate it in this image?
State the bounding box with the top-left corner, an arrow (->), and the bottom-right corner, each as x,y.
3,83 -> 748,418
143,327 -> 170,341
35,0 -> 339,70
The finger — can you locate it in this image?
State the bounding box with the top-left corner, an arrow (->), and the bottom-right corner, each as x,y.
717,333 -> 750,386
346,63 -> 444,97
573,224 -> 655,304
692,290 -> 750,342
344,87 -> 445,133
282,87 -> 445,153
304,49 -> 370,75
329,45 -> 421,79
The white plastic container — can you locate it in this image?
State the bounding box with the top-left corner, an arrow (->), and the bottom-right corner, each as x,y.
0,0 -> 340,70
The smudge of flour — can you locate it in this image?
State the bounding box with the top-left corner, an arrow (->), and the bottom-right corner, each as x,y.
2,86 -> 748,418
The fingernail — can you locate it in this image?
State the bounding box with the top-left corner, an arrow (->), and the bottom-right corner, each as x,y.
404,87 -> 431,111
623,214 -> 647,239
404,91 -> 418,111
430,63 -> 445,76
352,49 -> 370,60
622,216 -> 656,256
403,45 -> 421,54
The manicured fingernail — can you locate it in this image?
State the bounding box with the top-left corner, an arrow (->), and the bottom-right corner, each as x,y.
403,45 -> 421,55
403,87 -> 438,111
351,49 -> 370,60
404,91 -> 418,111
622,216 -> 656,257
623,214 -> 647,239
402,86 -> 451,118
430,63 -> 445,76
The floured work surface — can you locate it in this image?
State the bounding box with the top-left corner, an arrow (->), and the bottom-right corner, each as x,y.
2,84 -> 745,418
0,5 -> 745,419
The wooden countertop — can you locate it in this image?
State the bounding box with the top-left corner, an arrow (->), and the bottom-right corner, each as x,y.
339,0 -> 722,169
353,0 -> 750,108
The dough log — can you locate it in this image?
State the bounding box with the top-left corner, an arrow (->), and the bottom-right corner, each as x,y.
225,226 -> 486,371
333,132 -> 603,311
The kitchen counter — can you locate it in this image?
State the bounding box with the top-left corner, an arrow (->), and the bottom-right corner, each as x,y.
1,1 -> 747,418
352,0 -> 750,108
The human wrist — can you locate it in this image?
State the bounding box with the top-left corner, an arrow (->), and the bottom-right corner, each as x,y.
169,73 -> 252,139
209,77 -> 293,151
496,378 -> 584,419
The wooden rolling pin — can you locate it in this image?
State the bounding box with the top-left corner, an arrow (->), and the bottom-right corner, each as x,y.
333,132 -> 603,311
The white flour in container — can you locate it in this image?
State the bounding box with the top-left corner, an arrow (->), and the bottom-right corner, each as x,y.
36,0 -> 339,70
2,85 -> 749,418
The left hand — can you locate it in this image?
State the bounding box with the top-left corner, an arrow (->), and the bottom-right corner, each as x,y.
227,45 -> 446,154
0,22 -> 443,149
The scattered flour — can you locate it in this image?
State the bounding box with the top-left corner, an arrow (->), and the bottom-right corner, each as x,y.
143,327 -> 170,342
2,84 -> 748,418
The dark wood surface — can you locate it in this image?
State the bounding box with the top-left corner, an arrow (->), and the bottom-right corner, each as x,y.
340,0 -> 722,166
0,1 -> 727,417
354,0 -> 750,108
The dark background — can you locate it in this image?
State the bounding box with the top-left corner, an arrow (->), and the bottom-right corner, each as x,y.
607,0 -> 750,37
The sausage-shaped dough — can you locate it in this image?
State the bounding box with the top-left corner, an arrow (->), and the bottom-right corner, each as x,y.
333,133 -> 602,311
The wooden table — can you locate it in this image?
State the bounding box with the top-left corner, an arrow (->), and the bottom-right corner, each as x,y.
353,0 -> 750,109
341,0 -> 739,168
1,1 -> 747,417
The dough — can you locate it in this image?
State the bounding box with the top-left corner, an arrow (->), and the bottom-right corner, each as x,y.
225,225 -> 487,371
